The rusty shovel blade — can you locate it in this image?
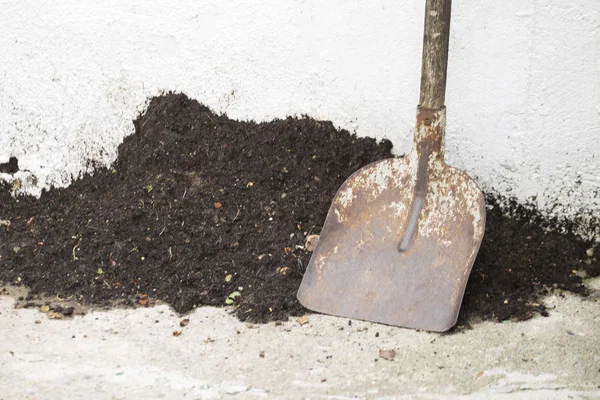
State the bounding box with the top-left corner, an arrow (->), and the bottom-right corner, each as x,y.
297,107 -> 486,332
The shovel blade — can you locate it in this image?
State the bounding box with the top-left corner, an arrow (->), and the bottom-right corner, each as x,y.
297,155 -> 485,332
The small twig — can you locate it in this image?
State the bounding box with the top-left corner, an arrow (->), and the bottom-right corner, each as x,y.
296,258 -> 304,274
72,236 -> 82,261
256,265 -> 265,277
228,199 -> 241,222
204,112 -> 216,125
182,186 -> 187,200
140,102 -> 165,129
232,207 -> 241,222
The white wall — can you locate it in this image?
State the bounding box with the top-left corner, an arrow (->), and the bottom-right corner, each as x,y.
1,1 -> 599,237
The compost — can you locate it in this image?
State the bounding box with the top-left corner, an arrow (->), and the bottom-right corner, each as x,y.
1,94 -> 598,325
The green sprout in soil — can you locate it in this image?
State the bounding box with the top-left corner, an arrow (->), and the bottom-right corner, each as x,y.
225,291 -> 241,305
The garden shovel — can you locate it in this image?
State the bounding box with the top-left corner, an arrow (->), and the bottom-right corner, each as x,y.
297,0 -> 485,332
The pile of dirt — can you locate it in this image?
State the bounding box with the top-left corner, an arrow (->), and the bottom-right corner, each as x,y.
1,94 -> 598,326
459,195 -> 599,325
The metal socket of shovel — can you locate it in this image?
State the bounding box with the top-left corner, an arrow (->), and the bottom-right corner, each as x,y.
297,0 -> 486,332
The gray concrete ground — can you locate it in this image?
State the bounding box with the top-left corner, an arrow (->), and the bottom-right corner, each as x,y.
1,280 -> 600,399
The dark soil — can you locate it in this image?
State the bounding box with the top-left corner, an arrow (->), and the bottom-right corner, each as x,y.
0,93 -> 598,326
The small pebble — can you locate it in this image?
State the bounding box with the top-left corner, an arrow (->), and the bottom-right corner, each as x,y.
305,234 -> 320,252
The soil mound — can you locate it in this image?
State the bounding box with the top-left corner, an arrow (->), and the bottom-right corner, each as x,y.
1,94 -> 597,325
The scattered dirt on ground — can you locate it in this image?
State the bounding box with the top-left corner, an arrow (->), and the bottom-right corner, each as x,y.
0,94 -> 598,326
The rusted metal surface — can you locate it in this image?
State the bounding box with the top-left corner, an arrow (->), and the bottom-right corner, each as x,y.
297,107 -> 486,332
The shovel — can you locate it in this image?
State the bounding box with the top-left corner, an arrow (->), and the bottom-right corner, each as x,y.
297,0 -> 485,332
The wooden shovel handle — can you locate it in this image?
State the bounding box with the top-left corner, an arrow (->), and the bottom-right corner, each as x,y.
419,0 -> 452,109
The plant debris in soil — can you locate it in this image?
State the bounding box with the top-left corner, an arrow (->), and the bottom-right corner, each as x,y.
0,94 -> 598,325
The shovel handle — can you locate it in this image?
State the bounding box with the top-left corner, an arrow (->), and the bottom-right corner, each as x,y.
419,0 -> 452,109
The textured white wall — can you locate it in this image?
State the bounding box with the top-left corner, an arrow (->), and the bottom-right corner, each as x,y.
1,1 -> 599,237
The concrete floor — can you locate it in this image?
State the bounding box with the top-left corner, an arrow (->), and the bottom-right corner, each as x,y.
1,282 -> 600,400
